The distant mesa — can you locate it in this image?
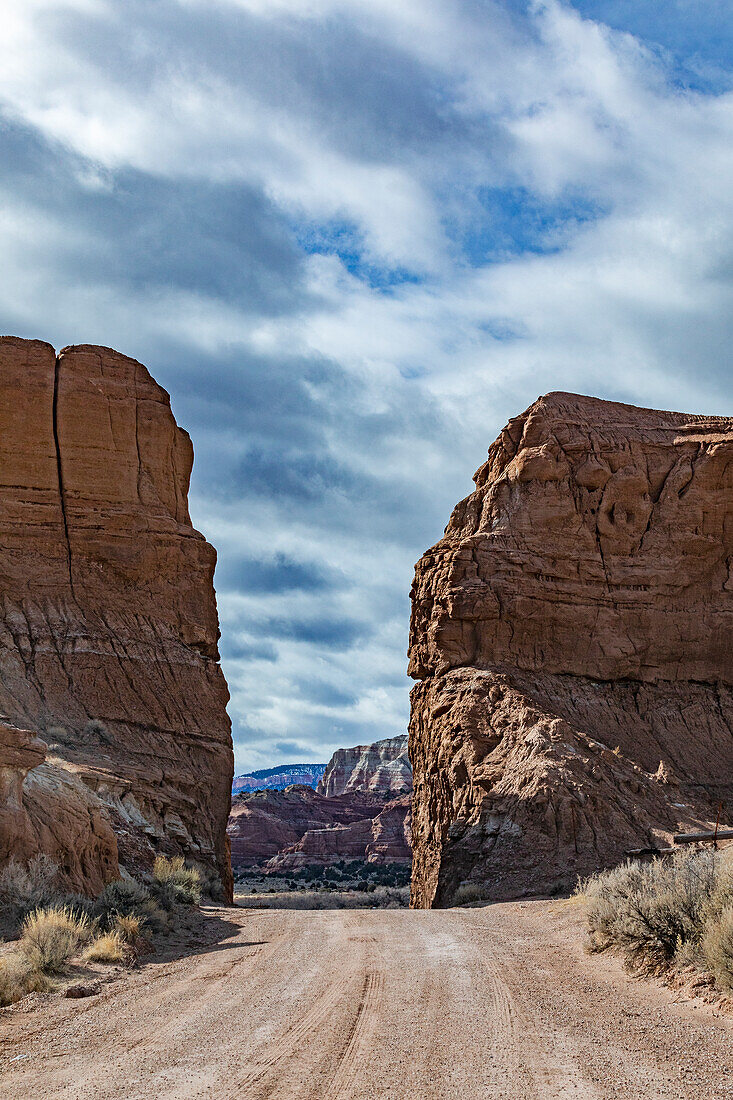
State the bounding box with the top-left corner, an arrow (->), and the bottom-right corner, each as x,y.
0,337 -> 233,899
232,764 -> 326,794
409,391 -> 733,908
228,735 -> 412,871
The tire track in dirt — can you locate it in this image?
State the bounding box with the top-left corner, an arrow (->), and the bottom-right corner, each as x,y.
234,983 -> 348,1095
236,927 -> 385,1099
323,960 -> 385,1098
466,910 -> 600,1097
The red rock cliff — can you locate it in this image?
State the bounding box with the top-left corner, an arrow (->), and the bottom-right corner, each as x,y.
409,392 -> 733,908
0,337 -> 233,898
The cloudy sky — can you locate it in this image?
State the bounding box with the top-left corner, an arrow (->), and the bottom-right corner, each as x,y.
3,1 -> 733,773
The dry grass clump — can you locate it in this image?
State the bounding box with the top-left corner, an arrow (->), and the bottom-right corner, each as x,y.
83,931 -> 129,965
19,906 -> 94,974
112,913 -> 143,943
0,951 -> 51,1006
152,856 -> 201,906
701,906 -> 733,990
0,856 -> 201,1007
581,847 -> 733,990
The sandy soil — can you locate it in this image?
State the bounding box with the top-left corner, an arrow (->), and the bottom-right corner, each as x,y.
0,898 -> 731,1099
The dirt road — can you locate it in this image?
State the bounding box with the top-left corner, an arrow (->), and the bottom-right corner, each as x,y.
0,899 -> 731,1099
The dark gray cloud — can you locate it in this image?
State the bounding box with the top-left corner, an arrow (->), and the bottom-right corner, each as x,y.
248,614 -> 369,650
221,637 -> 278,662
216,554 -> 330,595
0,116 -> 308,315
46,0 -> 502,165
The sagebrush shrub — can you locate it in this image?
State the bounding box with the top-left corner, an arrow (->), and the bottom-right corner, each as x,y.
454,883 -> 486,905
19,906 -> 93,974
92,878 -> 168,934
0,856 -> 59,927
583,848 -> 733,983
702,907 -> 733,991
147,878 -> 180,913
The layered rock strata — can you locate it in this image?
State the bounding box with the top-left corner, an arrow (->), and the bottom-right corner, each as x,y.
317,735 -> 412,797
266,795 -> 411,870
228,786 -> 411,869
0,337 -> 233,898
409,392 -> 733,908
0,721 -> 120,895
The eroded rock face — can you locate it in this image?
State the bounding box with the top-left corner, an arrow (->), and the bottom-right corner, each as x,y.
233,765 -> 326,793
228,786 -> 411,870
317,736 -> 412,797
409,392 -> 733,908
0,721 -> 119,895
0,337 -> 233,898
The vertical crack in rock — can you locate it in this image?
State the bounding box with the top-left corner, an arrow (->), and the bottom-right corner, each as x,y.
133,362 -> 143,502
408,391 -> 733,909
52,353 -> 76,601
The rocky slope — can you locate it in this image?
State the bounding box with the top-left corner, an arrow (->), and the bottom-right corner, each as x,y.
317,736 -> 411,797
0,337 -> 233,898
409,392 -> 733,908
228,786 -> 411,870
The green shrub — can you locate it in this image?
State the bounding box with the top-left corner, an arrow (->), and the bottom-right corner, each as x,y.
19,906 -> 93,974
93,879 -> 169,934
152,856 -> 201,906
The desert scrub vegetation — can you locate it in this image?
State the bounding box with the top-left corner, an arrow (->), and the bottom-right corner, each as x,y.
152,856 -> 202,905
454,883 -> 488,906
0,855 -> 60,928
0,855 -> 203,1007
19,906 -> 94,973
94,878 -> 169,935
83,930 -> 130,965
580,847 -> 733,992
0,951 -> 51,1006
235,884 -> 409,910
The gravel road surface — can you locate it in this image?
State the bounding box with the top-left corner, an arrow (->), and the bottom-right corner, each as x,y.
0,899 -> 731,1099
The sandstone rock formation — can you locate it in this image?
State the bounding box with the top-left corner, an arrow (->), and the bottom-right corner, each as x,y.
228,786 -> 410,870
409,392 -> 733,908
317,736 -> 411,797
0,337 -> 233,898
